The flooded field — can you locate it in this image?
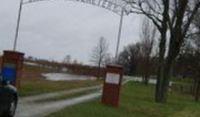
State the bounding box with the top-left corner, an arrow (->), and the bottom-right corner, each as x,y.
42,73 -> 97,81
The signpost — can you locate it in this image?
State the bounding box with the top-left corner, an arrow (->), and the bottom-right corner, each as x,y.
1,51 -> 24,88
102,64 -> 123,107
13,0 -> 23,51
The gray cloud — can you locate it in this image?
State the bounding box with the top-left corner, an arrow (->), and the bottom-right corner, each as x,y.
0,0 -> 142,64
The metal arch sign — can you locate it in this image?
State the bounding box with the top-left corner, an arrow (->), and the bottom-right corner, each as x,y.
22,0 -> 131,15
13,0 -> 129,58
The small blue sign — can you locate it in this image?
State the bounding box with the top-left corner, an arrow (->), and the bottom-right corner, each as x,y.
2,67 -> 16,83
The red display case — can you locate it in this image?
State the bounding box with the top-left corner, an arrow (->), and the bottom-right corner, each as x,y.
101,64 -> 123,107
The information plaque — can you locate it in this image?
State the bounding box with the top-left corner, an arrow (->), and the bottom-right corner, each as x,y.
105,73 -> 120,84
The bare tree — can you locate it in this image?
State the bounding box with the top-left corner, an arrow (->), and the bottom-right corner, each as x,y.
125,0 -> 200,103
140,17 -> 156,85
118,43 -> 142,75
63,55 -> 71,64
90,37 -> 109,78
190,10 -> 200,101
73,59 -> 78,65
104,53 -> 113,65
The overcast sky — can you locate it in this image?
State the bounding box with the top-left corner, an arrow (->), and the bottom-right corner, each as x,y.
0,0 -> 142,64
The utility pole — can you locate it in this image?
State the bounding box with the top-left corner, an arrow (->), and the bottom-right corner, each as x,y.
13,0 -> 23,51
115,9 -> 124,61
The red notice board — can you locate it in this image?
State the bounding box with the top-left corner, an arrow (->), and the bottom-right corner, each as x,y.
101,64 -> 123,107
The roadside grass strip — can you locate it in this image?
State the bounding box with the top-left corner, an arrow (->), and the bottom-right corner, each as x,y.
47,82 -> 200,117
19,78 -> 102,97
19,85 -> 102,103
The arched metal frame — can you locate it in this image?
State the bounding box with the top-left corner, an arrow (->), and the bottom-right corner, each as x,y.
23,0 -> 131,15
13,0 -> 131,59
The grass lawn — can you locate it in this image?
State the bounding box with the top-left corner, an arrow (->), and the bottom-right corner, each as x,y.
19,78 -> 101,97
47,82 -> 200,117
19,65 -> 102,97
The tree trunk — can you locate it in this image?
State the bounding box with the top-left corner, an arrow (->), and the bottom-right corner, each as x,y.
160,61 -> 172,102
97,60 -> 101,80
144,58 -> 150,85
155,33 -> 167,102
155,0 -> 169,102
195,78 -> 200,101
144,76 -> 149,85
155,66 -> 163,102
192,77 -> 198,96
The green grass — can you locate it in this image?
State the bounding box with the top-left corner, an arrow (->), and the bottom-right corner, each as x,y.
47,82 -> 200,117
19,79 -> 101,97
19,64 -> 102,97
171,76 -> 193,84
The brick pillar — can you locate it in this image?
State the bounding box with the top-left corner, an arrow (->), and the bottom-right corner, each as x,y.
102,64 -> 123,107
1,50 -> 24,88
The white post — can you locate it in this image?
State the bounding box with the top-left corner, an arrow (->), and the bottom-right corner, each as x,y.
115,9 -> 124,61
13,0 -> 23,51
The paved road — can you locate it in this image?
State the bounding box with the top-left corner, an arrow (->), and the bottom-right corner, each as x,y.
15,92 -> 101,117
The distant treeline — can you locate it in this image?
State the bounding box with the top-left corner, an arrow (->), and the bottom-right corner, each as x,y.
25,57 -> 105,77
65,64 -> 105,77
